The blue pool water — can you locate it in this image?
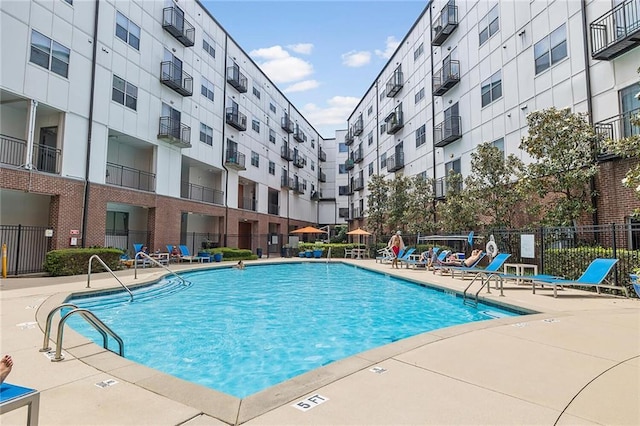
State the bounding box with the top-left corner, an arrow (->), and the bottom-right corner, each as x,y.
65,263 -> 520,398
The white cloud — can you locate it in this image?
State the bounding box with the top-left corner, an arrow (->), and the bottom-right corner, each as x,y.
287,43 -> 313,54
284,80 -> 320,93
374,36 -> 400,59
249,45 -> 314,83
301,96 -> 360,128
341,50 -> 371,68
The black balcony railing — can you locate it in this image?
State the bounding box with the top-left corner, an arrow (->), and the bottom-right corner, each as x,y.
240,197 -> 256,211
32,143 -> 62,174
385,111 -> 404,134
432,1 -> 458,46
1,135 -> 63,173
225,148 -> 246,170
318,170 -> 326,182
318,148 -> 327,162
293,126 -> 305,142
386,70 -> 404,97
590,0 -> 640,60
387,151 -> 405,172
351,207 -> 363,219
160,61 -> 193,96
158,117 -> 191,147
226,65 -> 248,93
280,145 -> 294,161
433,175 -> 462,199
433,60 -> 460,96
353,147 -> 364,163
339,185 -> 351,196
162,7 -> 195,47
181,181 -> 224,205
293,154 -> 305,168
594,108 -> 640,159
352,177 -> 365,191
345,159 -> 355,170
268,203 -> 279,215
106,162 -> 155,192
281,175 -> 292,189
0,134 -> 26,167
225,107 -> 247,131
434,115 -> 462,147
352,118 -> 364,136
281,116 -> 294,133
345,130 -> 354,145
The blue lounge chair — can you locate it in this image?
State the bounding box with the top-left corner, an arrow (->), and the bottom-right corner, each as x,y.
531,258 -> 620,297
396,248 -> 416,267
402,247 -> 440,269
179,245 -> 203,263
0,382 -> 40,425
448,253 -> 511,279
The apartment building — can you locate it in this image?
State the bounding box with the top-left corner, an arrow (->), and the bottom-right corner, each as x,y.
343,0 -> 640,230
0,0 -> 332,265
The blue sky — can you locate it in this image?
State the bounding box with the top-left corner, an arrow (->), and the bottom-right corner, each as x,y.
201,1 -> 428,138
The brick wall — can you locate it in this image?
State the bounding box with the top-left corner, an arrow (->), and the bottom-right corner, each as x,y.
594,157 -> 640,225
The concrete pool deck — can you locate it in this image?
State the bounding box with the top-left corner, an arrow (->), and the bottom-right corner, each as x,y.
1,258 -> 639,425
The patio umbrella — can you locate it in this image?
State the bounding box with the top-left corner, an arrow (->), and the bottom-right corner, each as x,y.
291,226 -> 327,234
347,228 -> 372,246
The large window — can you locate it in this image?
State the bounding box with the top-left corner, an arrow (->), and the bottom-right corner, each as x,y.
201,77 -> 214,102
620,84 -> 640,138
416,124 -> 426,147
252,119 -> 260,133
481,71 -> 502,107
199,123 -> 213,146
339,164 -> 347,174
251,151 -> 259,167
339,142 -> 348,152
202,32 -> 216,58
112,75 -> 138,110
269,129 -> 276,143
30,30 -> 70,78
414,42 -> 424,60
268,161 -> 275,175
491,137 -> 504,155
115,11 -> 140,50
415,87 -> 425,104
534,24 -> 567,74
479,5 -> 499,45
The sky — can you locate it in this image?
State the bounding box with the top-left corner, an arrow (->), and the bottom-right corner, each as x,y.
201,1 -> 428,139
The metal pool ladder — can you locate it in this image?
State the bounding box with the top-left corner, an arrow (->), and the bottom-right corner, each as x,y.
86,254 -> 134,301
326,247 -> 332,263
40,303 -> 124,362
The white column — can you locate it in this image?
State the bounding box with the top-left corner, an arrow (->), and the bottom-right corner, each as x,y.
24,99 -> 38,170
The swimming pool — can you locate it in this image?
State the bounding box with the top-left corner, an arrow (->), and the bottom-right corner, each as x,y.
65,262 -> 521,398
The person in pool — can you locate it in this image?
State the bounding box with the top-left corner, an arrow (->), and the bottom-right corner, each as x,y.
234,260 -> 245,269
0,355 -> 13,384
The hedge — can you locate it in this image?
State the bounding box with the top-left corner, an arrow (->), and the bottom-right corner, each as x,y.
43,248 -> 123,277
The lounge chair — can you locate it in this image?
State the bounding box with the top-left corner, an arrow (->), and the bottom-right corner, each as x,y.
133,243 -> 152,268
375,247 -> 393,263
396,248 -> 416,266
530,258 -> 620,297
402,247 -> 440,269
0,382 -> 40,426
178,245 -> 203,263
447,253 -> 511,279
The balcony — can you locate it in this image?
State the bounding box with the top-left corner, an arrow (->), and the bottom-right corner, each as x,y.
226,65 -> 248,93
594,107 -> 640,160
352,116 -> 364,136
281,175 -> 293,189
268,203 -> 279,215
281,116 -> 294,133
339,185 -> 352,196
351,208 -> 363,220
387,151 -> 405,172
280,144 -> 294,161
385,111 -> 404,135
353,146 -> 364,163
106,162 -> 155,192
386,70 -> 404,97
318,148 -> 327,162
318,169 -> 326,182
240,197 -> 256,211
225,107 -> 247,131
434,115 -> 462,147
162,7 -> 195,47
432,1 -> 458,46
181,181 -> 223,205
158,117 -> 191,147
293,180 -> 306,194
434,175 -> 462,199
590,0 -> 640,60
293,154 -> 305,168
1,135 -> 63,174
345,159 -> 355,170
352,177 -> 365,191
345,130 -> 354,145
432,60 -> 460,96
293,125 -> 305,142
160,61 -> 193,96
225,148 -> 246,170
310,191 -> 321,200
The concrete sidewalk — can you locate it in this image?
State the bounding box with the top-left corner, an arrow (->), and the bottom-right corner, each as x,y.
1,259 -> 639,425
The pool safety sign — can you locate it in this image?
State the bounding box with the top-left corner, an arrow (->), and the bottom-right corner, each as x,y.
292,394 -> 329,411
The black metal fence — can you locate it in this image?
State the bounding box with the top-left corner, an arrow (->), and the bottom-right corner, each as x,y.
0,225 -> 50,275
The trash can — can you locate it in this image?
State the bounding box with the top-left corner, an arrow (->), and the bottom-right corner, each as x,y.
256,248 -> 263,258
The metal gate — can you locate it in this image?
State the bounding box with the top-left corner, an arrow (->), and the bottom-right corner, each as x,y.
0,225 -> 50,275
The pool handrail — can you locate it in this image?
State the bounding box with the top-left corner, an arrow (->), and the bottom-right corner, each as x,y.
133,252 -> 189,286
87,254 -> 134,302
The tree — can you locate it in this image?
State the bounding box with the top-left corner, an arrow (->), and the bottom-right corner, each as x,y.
465,142 -> 526,228
405,175 -> 437,234
437,170 -> 479,233
366,174 -> 390,240
520,107 -> 601,226
387,175 -> 413,232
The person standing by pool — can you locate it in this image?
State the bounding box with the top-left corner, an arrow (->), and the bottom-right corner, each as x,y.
388,231 -> 405,269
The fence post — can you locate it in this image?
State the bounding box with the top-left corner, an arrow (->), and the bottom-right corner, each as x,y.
539,226 -> 545,275
1,243 -> 6,278
13,224 -> 22,276
611,223 -> 619,286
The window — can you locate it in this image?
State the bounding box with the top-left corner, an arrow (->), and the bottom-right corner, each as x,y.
368,105 -> 373,116
381,153 -> 387,168
269,129 -> 276,143
311,160 -> 315,171
415,87 -> 425,104
339,208 -> 349,218
620,84 -> 640,138
268,161 -> 275,175
269,102 -> 276,114
368,162 -> 374,176
30,30 -> 70,78
414,42 -> 424,60
534,24 -> 567,74
416,124 -> 426,147
379,89 -> 386,101
202,32 -> 216,58
115,11 -> 140,50
199,123 -> 213,146
63,0 -> 73,5
112,75 -> 138,110
479,5 -> 499,45
251,151 -> 259,167
201,77 -> 214,102
252,119 -> 260,133
339,164 -> 347,174
311,139 -> 315,148
252,86 -> 261,99
380,123 -> 386,134
367,131 -> 373,146
418,171 -> 427,180
481,71 -> 502,107
491,137 -> 504,154
339,142 -> 348,152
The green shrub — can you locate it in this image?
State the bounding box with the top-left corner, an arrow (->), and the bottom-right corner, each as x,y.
202,247 -> 257,261
44,248 -> 124,276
